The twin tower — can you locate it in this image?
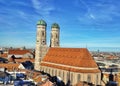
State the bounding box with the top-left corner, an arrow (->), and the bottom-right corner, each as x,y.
35,19 -> 60,70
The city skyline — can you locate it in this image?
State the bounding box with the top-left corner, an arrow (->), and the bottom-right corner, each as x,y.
0,0 -> 120,50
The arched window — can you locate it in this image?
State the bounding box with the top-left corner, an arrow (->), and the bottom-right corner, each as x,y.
42,31 -> 44,36
59,70 -> 61,76
77,74 -> 81,82
71,73 -> 73,84
56,34 -> 58,38
96,74 -> 98,85
45,68 -> 47,72
63,71 -> 64,79
42,40 -> 45,44
67,72 -> 70,80
52,69 -> 54,76
87,75 -> 91,83
48,68 -> 50,73
55,70 -> 57,76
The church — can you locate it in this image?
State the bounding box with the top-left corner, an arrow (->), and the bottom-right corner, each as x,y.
34,20 -> 101,85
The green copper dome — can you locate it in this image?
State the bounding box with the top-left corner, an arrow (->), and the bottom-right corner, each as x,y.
37,19 -> 47,26
51,23 -> 60,29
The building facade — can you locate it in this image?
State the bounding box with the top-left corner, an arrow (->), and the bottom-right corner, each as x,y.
40,48 -> 101,85
34,19 -> 101,85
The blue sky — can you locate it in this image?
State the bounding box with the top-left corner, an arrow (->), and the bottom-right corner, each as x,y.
0,0 -> 120,49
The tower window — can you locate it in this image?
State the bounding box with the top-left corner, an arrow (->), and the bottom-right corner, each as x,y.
56,34 -> 58,38
37,40 -> 39,42
42,41 -> 45,44
42,31 -> 44,36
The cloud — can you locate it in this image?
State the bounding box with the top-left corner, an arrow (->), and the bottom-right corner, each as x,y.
31,0 -> 55,16
31,0 -> 41,10
76,0 -> 120,25
12,1 -> 31,7
89,14 -> 95,19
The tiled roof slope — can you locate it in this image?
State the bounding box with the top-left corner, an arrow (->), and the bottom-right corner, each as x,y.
8,49 -> 30,55
0,63 -> 19,69
1,53 -> 8,58
42,48 -> 98,68
41,48 -> 100,73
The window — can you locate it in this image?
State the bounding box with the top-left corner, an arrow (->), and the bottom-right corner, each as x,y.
45,68 -> 47,72
96,74 -> 98,85
63,71 -> 64,79
49,69 -> 50,73
37,40 -> 39,42
87,75 -> 91,83
59,70 -> 61,76
56,34 -> 58,38
67,72 -> 70,80
52,69 -> 54,76
42,41 -> 45,44
77,74 -> 81,82
71,73 -> 73,84
55,70 -> 57,76
42,31 -> 44,36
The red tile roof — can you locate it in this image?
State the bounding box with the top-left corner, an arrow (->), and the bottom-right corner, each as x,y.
107,55 -> 117,60
0,63 -> 20,69
41,48 -> 100,73
41,63 -> 100,73
8,49 -> 30,55
1,53 -> 8,58
25,70 -> 42,83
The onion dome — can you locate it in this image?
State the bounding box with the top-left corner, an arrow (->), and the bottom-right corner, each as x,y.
37,19 -> 47,26
51,23 -> 60,29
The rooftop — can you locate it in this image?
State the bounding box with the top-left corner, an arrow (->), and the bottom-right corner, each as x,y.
8,49 -> 30,55
41,48 -> 100,73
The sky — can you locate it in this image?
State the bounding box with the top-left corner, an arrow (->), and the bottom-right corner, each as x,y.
0,0 -> 120,50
